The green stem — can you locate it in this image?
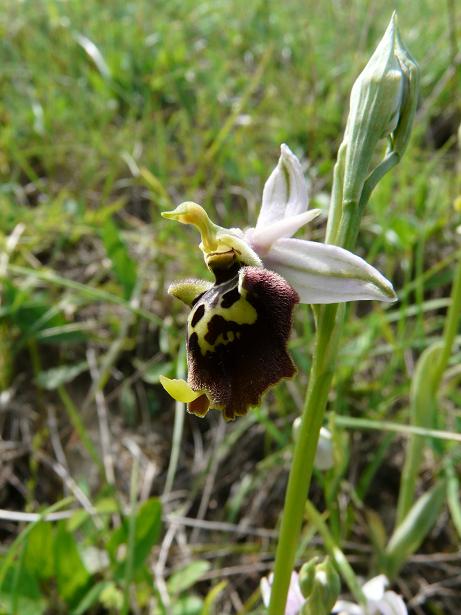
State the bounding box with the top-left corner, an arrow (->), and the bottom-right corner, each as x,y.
268,147 -> 402,613
163,347 -> 187,495
267,147 -> 349,613
325,142 -> 347,245
339,152 -> 400,251
268,305 -> 342,614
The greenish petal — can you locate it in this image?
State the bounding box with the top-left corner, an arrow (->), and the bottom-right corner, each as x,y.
168,279 -> 213,306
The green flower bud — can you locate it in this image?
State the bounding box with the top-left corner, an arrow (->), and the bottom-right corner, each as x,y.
298,557 -> 317,598
342,13 -> 418,204
391,25 -> 420,157
299,557 -> 341,615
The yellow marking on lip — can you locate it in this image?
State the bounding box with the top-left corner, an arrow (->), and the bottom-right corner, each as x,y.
189,286 -> 257,356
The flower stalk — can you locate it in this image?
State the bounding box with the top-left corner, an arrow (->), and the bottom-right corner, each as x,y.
267,230 -> 351,615
267,14 -> 418,613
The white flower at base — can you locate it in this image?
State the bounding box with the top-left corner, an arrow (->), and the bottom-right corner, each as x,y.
261,572 -> 407,615
314,427 -> 334,471
332,575 -> 407,615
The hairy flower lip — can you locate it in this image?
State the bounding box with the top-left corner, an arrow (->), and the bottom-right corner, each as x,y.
161,266 -> 299,420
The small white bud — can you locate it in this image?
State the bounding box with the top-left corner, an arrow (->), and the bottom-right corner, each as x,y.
293,421 -> 334,471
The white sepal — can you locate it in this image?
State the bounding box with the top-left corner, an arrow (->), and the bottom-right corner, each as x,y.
264,238 -> 396,304
249,209 -> 321,255
257,144 -> 309,229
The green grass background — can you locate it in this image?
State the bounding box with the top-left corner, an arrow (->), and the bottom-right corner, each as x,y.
0,0 -> 460,613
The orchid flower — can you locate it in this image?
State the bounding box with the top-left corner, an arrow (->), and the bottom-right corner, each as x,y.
159,145 -> 396,420
332,575 -> 408,615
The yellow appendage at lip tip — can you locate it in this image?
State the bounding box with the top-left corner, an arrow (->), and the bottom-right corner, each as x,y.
159,375 -> 205,403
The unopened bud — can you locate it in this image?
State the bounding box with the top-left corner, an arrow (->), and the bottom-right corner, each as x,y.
298,557 -> 317,597
342,13 -> 418,204
391,26 -> 420,156
299,557 -> 341,615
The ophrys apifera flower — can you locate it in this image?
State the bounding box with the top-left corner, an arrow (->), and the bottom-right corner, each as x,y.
160,145 -> 396,420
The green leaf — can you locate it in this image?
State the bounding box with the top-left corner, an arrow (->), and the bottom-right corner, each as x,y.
68,497 -> 119,533
35,361 -> 88,390
131,497 -> 162,571
384,481 -> 446,578
112,497 -> 162,578
54,522 -> 91,605
23,521 -> 54,579
365,509 -> 387,555
71,581 -> 112,615
171,595 -> 203,615
396,342 -> 443,524
120,381 -> 137,426
100,218 -> 137,299
167,561 -> 211,596
201,581 -> 227,614
0,565 -> 46,615
445,461 -> 461,539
